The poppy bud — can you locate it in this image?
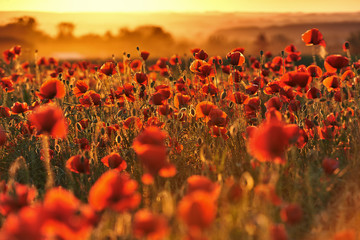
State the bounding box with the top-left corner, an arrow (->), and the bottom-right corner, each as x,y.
260,50 -> 264,56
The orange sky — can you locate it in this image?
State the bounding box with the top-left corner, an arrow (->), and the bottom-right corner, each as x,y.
1,0 -> 360,12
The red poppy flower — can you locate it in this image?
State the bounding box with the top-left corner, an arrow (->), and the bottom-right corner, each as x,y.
36,78 -> 66,100
123,116 -> 142,130
66,155 -> 90,174
177,191 -> 217,230
133,127 -> 176,177
323,76 -> 341,92
195,101 -> 217,121
186,175 -> 221,200
158,104 -> 173,116
130,60 -> 142,72
73,80 -> 89,97
140,51 -> 150,61
264,81 -> 282,95
99,62 -> 117,76
0,183 -> 36,216
269,224 -> 288,240
37,57 -> 48,66
0,106 -> 11,118
227,51 -> 245,66
281,71 -> 311,88
307,65 -> 322,78
301,28 -> 326,47
150,91 -> 166,105
3,49 -> 15,64
88,170 -> 141,212
135,72 -> 148,85
101,153 -> 127,171
248,118 -> 299,164
133,127 -> 176,178
208,56 -> 222,65
190,60 -> 214,79
208,108 -> 229,128
324,55 -> 349,73
79,90 -> 101,107
280,204 -> 303,225
194,49 -> 208,60
0,205 -> 46,240
230,92 -> 248,104
174,93 -> 191,109
0,77 -> 15,92
43,187 -> 96,240
28,104 -> 68,139
133,209 -> 169,240
266,96 -> 283,111
322,158 -> 339,175
169,54 -> 182,65
10,102 -> 28,115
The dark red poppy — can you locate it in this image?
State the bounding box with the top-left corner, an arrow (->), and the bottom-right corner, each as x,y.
123,116 -> 142,130
169,54 -> 182,65
230,92 -> 248,104
149,92 -> 165,105
28,104 -> 68,139
324,55 -> 349,73
174,93 -> 191,109
0,183 -> 36,216
135,72 -> 148,85
227,51 -> 245,66
0,77 -> 15,92
73,80 -> 89,97
0,107 -> 11,118
323,76 -> 340,92
101,153 -> 127,171
177,192 -> 217,230
266,96 -> 283,111
2,49 -> 15,64
207,108 -> 229,128
281,71 -> 311,88
186,175 -> 221,200
190,60 -> 214,79
307,65 -> 322,78
248,118 -> 299,164
195,101 -> 217,121
11,102 -> 28,114
36,78 -> 66,100
43,187 -> 96,240
130,60 -> 142,72
269,224 -> 288,240
79,90 -> 101,107
133,127 -> 176,178
322,158 -> 339,175
133,209 -> 169,240
99,62 -> 117,76
301,28 -> 326,47
140,51 -> 150,61
88,170 -> 141,212
66,155 -> 90,174
280,204 -> 303,225
194,49 -> 208,60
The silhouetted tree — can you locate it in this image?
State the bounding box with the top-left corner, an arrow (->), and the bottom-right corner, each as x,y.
57,22 -> 75,39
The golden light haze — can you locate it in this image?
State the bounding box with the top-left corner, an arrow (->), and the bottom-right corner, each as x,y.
2,0 -> 360,12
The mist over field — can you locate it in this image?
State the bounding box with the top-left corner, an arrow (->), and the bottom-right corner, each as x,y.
1,11 -> 360,59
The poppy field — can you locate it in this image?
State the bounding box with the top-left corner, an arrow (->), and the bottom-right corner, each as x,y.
0,28 -> 359,240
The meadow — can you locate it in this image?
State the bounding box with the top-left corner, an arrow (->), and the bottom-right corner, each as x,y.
0,28 -> 359,240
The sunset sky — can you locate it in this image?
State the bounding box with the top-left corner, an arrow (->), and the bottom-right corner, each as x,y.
2,0 -> 360,12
